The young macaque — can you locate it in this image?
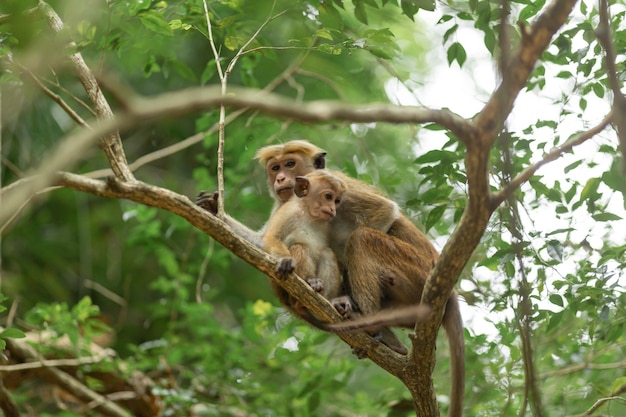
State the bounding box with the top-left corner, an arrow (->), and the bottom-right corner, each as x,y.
262,170 -> 345,322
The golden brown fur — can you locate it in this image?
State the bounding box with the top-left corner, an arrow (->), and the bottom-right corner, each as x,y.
262,170 -> 346,322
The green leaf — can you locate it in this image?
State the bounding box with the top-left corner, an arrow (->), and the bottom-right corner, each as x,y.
129,0 -> 151,14
549,294 -> 564,307
413,0 -> 436,12
591,82 -> 605,98
443,23 -> 458,44
138,11 -> 173,37
414,149 -> 458,164
314,29 -> 334,41
546,239 -> 563,262
0,328 -> 26,339
564,160 -> 583,173
201,60 -> 217,85
354,0 -> 368,24
424,205 -> 446,231
579,177 -> 600,201
592,212 -> 622,222
546,310 -> 564,332
611,376 -> 626,393
483,29 -> 496,53
447,42 -> 467,67
605,323 -> 624,342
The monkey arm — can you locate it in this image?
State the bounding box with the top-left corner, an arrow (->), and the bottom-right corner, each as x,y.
196,190 -> 264,248
332,172 -> 400,231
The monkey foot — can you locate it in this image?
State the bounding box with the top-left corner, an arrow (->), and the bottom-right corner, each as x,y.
372,328 -> 408,355
351,347 -> 369,359
306,278 -> 324,293
196,190 -> 219,214
330,296 -> 355,318
276,257 -> 296,278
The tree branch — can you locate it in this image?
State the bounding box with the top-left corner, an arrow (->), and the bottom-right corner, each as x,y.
37,0 -> 133,182
491,112 -> 613,207
55,172 -> 411,377
4,328 -> 130,417
597,0 -> 626,170
0,87 -> 467,227
475,0 -> 578,147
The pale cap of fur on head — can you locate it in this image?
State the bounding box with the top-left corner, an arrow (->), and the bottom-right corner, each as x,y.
254,140 -> 327,166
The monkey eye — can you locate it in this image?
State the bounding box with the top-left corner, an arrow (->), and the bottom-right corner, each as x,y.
335,199 -> 341,205
324,193 -> 333,201
285,160 -> 296,168
270,164 -> 279,171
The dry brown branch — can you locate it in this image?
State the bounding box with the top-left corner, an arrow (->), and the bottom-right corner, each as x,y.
9,58 -> 89,128
0,350 -> 114,372
37,1 -> 133,182
0,87 -> 467,228
4,329 -> 131,417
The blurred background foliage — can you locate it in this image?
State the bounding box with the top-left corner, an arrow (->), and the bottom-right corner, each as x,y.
0,0 -> 625,416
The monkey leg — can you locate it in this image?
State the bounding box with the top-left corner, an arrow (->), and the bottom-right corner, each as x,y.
284,243 -> 320,317
315,247 -> 342,300
289,243 -> 317,284
343,227 -> 430,354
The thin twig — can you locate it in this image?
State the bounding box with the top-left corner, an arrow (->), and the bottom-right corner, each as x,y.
0,349 -> 114,372
491,113 -> 613,208
203,0 -> 281,219
10,58 -> 89,128
203,0 -> 227,218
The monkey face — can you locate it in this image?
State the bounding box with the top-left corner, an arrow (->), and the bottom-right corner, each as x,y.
307,188 -> 343,221
266,153 -> 315,203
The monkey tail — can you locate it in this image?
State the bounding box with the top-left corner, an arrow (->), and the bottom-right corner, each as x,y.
443,296 -> 465,417
321,305 -> 432,332
297,305 -> 432,334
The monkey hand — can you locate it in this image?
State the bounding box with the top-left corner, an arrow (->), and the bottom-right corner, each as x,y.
276,257 -> 296,278
305,278 -> 325,293
196,191 -> 219,214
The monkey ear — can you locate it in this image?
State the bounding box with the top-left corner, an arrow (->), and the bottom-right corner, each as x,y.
294,176 -> 310,198
313,152 -> 327,169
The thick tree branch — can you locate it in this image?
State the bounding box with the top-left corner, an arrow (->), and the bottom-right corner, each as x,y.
55,172 -> 411,377
0,88 -> 467,227
410,4 -> 579,413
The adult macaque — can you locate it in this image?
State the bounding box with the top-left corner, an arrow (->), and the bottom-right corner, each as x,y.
262,170 -> 345,322
196,140 -> 326,248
